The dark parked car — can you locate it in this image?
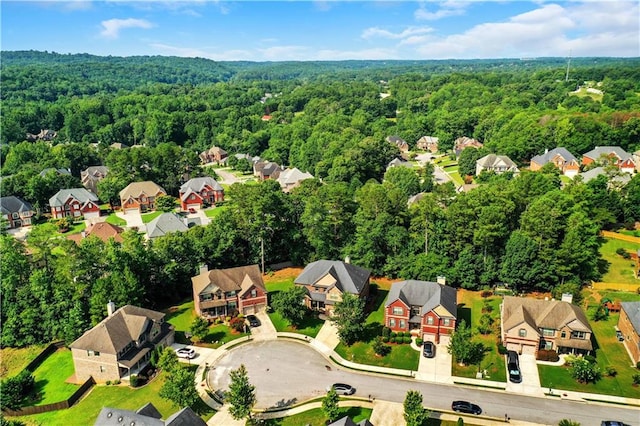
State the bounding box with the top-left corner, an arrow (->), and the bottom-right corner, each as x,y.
601,421 -> 627,426
616,330 -> 624,341
507,350 -> 522,383
423,341 -> 436,358
452,400 -> 482,415
246,314 -> 260,327
326,383 -> 356,395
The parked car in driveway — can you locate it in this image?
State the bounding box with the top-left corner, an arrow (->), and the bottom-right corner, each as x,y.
326,383 -> 356,395
451,400 -> 482,415
507,350 -> 522,383
423,341 -> 435,358
601,421 -> 627,426
246,314 -> 260,327
616,330 -> 624,342
176,347 -> 196,359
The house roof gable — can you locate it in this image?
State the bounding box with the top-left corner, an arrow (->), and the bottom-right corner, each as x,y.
192,264 -> 266,296
621,302 -> 640,334
119,181 -> 166,199
0,196 -> 33,214
49,188 -> 99,207
295,260 -> 370,295
385,280 -> 457,318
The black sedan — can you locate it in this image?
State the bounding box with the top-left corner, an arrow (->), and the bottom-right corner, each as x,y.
452,400 -> 482,415
246,314 -> 261,327
423,341 -> 436,358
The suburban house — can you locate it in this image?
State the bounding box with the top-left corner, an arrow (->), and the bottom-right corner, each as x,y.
581,146 -> 637,174
476,154 -> 519,176
329,416 -> 373,426
500,296 -> 593,357
619,302 -> 640,364
384,280 -> 457,344
119,181 -> 166,214
26,129 -> 57,142
95,403 -> 205,426
386,135 -> 409,152
68,222 -> 124,244
387,158 -> 413,170
199,146 -> 228,164
49,188 -> 100,220
192,264 -> 268,318
70,303 -> 175,383
454,137 -> 483,156
416,136 -> 439,153
80,165 -> 109,194
530,148 -> 580,177
254,161 -> 282,180
145,212 -> 195,239
579,166 -> 633,186
39,167 -> 71,178
294,260 -> 371,316
110,142 -> 129,150
276,167 -> 314,192
179,176 -> 224,211
0,196 -> 34,228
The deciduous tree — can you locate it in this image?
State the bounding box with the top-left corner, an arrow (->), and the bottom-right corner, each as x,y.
403,390 -> 429,426
331,293 -> 366,346
227,364 -> 256,421
322,387 -> 340,423
159,366 -> 199,408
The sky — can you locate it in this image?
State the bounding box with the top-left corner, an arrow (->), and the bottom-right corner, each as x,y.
1,1 -> 638,61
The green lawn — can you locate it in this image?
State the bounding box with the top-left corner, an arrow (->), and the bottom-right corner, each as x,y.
265,277 -> 295,293
453,291 -> 506,382
267,311 -> 323,338
538,304 -> 640,399
17,368 -> 214,425
29,349 -> 80,405
618,229 -> 640,238
447,170 -> 465,186
599,238 -> 640,284
262,407 -> 371,426
61,221 -> 86,236
0,345 -> 48,379
105,214 -> 126,226
204,205 -> 229,219
141,211 -> 163,223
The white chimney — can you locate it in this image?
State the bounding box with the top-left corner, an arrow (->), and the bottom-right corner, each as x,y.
107,301 -> 116,316
199,264 -> 209,275
437,276 -> 446,285
344,256 -> 351,264
561,293 -> 573,303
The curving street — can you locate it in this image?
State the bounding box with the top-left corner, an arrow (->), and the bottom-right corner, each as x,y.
210,339 -> 640,426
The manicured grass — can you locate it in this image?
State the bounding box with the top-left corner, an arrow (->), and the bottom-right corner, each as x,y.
618,229 -> 640,238
447,170 -> 465,186
204,205 -> 229,219
61,221 -> 86,236
29,349 -> 80,405
599,238 -> 640,284
165,300 -> 197,331
267,311 -> 323,338
16,368 -> 214,425
0,345 -> 47,379
105,214 -> 127,226
141,211 -> 163,223
262,407 -> 372,426
265,277 -> 295,293
335,340 -> 420,371
453,290 -> 506,382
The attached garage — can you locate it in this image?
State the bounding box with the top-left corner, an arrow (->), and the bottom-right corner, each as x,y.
186,203 -> 200,211
521,344 -> 536,355
83,211 -> 100,219
124,208 -> 139,215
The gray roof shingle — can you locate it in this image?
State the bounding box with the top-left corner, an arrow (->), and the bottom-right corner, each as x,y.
385,280 -> 457,319
621,302 -> 640,335
146,213 -> 190,238
0,196 -> 33,214
179,176 -> 223,194
530,147 -> 577,166
49,188 -> 99,207
295,260 -> 370,295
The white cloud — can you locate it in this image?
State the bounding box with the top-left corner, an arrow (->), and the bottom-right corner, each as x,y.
314,48 -> 399,61
100,18 -> 154,39
362,26 -> 433,40
414,0 -> 469,21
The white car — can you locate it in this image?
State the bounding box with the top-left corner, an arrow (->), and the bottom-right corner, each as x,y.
176,347 -> 196,359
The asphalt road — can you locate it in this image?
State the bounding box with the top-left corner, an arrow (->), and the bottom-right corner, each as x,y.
209,340 -> 640,426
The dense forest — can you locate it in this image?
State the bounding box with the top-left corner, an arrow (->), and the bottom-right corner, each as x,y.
1,52 -> 639,347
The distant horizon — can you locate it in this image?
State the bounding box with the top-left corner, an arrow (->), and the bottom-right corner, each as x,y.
1,1 -> 638,61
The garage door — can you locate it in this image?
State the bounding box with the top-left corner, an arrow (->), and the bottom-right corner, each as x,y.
124,208 -> 139,215
243,305 -> 256,315
84,211 -> 99,219
186,204 -> 200,211
521,344 -> 536,355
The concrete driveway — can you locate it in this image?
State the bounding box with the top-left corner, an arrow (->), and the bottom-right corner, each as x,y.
415,340 -> 453,384
115,211 -> 145,231
248,310 -> 277,341
170,343 -> 216,366
314,320 -> 340,351
505,353 -> 543,396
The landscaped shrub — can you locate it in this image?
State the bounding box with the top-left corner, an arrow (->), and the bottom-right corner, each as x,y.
606,366 -> 617,377
229,316 -> 246,333
382,336 -> 389,343
113,379 -> 121,385
373,337 -> 391,357
571,358 -> 601,383
591,304 -> 608,321
616,247 -> 631,259
632,373 -> 640,385
382,327 -> 391,338
106,380 -> 111,385
416,338 -> 423,346
497,343 -> 507,355
480,290 -> 493,298
636,361 -> 640,369
477,313 -> 494,335
584,355 -> 596,364
390,332 -> 397,339
389,337 -> 396,344
129,375 -> 139,387
536,350 -> 559,362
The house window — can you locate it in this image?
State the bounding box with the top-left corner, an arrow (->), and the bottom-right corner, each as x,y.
190,194 -> 196,200
392,307 -> 403,315
443,318 -> 451,326
518,329 -> 527,337
251,289 -> 257,298
427,316 -> 434,325
542,328 -> 555,337
87,350 -> 94,356
389,318 -> 396,328
94,351 -> 100,356
100,366 -> 105,373
571,331 -> 586,339
561,331 -> 566,338
200,293 -> 212,301
399,320 -> 406,329
11,213 -> 18,219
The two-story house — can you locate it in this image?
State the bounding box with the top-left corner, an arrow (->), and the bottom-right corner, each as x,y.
179,177 -> 224,211
386,135 -> 409,153
582,146 -> 637,174
0,196 -> 35,228
500,296 -> 593,357
476,154 -> 519,176
276,168 -> 314,193
454,137 -> 483,156
70,303 -> 175,383
95,403 -> 206,426
618,302 -> 640,364
199,146 -> 228,165
80,165 -> 109,194
294,260 -> 370,316
253,161 -> 282,181
119,181 -> 166,214
192,264 -> 268,318
384,280 -> 457,344
49,188 -> 100,220
530,148 -> 580,177
416,136 -> 439,153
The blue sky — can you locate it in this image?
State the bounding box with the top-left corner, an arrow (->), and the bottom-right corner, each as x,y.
2,1 -> 638,60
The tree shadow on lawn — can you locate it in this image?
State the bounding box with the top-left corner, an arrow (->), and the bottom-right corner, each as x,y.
165,305 -> 190,322
361,323 -> 384,343
457,304 -> 471,325
26,379 -> 48,405
203,330 -> 227,345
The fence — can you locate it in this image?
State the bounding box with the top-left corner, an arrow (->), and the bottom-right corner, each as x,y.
601,230 -> 640,244
23,341 -> 65,373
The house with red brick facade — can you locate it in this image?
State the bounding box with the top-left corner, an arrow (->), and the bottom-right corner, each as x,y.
49,188 -> 100,220
191,264 -> 267,318
384,280 -> 457,344
179,177 -> 224,211
530,147 -> 580,177
119,181 -> 166,214
582,146 -> 637,174
0,196 -> 34,228
619,302 -> 640,364
199,146 -> 228,165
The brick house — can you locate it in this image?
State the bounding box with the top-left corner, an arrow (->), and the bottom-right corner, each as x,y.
294,260 -> 370,316
49,188 -> 100,220
384,280 -> 457,344
192,264 -> 268,318
67,222 -> 124,244
530,148 -> 580,177
81,166 -> 109,194
500,296 -> 592,357
416,136 -> 439,153
276,168 -> 314,192
619,302 -> 640,364
70,303 -> 175,383
0,196 -> 34,228
386,135 -> 409,152
582,146 -> 637,174
199,146 -> 228,165
454,137 -> 483,156
179,177 -> 224,211
119,181 -> 166,214
253,161 -> 282,180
